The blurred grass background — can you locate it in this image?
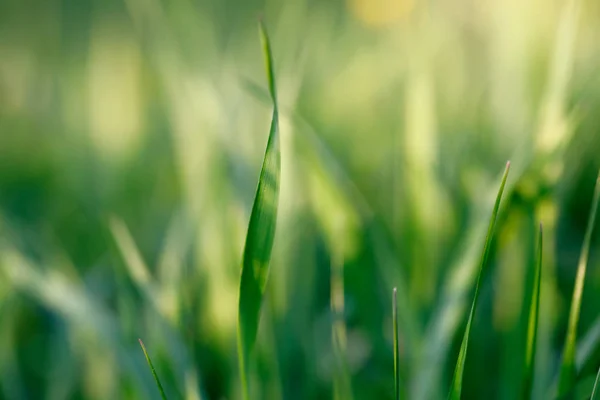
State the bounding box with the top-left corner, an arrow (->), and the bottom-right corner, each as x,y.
1,0 -> 600,399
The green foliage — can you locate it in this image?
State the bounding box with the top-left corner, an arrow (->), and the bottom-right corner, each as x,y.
237,20 -> 281,399
522,224 -> 543,399
1,2 -> 600,399
447,162 -> 510,400
138,339 -> 168,400
591,366 -> 600,400
558,172 -> 600,396
393,287 -> 401,400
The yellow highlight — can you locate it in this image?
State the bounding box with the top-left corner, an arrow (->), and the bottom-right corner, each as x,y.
348,0 -> 414,27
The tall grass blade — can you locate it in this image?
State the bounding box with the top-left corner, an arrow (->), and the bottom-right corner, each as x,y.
447,161 -> 511,400
237,20 -> 281,400
522,224 -> 543,399
557,171 -> 600,396
138,339 -> 168,400
259,19 -> 278,108
393,287 -> 401,400
591,366 -> 600,400
241,76 -> 420,358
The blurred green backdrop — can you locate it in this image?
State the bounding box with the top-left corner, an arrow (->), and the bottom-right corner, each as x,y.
1,0 -> 600,399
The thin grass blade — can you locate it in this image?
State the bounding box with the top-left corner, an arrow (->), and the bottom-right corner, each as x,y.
522,224 -> 543,399
259,19 -> 277,109
591,366 -> 600,400
447,161 -> 511,400
237,20 -> 281,400
138,339 -> 168,400
558,171 -> 600,396
393,287 -> 401,400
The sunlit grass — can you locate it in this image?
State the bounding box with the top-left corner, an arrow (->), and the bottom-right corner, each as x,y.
1,0 -> 600,399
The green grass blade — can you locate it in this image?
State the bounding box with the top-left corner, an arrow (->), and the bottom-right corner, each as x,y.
522,224 -> 543,399
447,161 -> 511,400
237,20 -> 281,400
590,368 -> 600,400
558,171 -> 600,396
138,339 -> 168,400
259,19 -> 277,109
393,287 -> 400,400
591,366 -> 600,400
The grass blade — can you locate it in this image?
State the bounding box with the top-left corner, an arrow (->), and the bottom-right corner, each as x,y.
591,366 -> 600,400
393,287 -> 401,400
557,171 -> 600,396
138,339 -> 168,400
447,161 -> 511,400
259,19 -> 277,109
522,224 -> 543,399
237,20 -> 281,400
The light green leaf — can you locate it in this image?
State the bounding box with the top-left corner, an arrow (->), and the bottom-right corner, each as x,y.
447,161 -> 511,400
237,19 -> 281,400
138,339 -> 168,400
558,171 -> 600,396
522,224 -> 543,399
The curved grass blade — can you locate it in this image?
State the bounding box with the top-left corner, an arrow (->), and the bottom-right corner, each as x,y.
447,161 -> 511,400
237,20 -> 281,400
591,366 -> 600,400
240,77 -> 420,352
522,224 -> 543,400
557,171 -> 600,397
259,19 -> 278,108
138,339 -> 168,400
393,287 -> 401,400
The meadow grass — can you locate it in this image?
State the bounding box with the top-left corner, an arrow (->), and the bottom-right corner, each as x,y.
137,23 -> 600,400
1,2 -> 600,400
